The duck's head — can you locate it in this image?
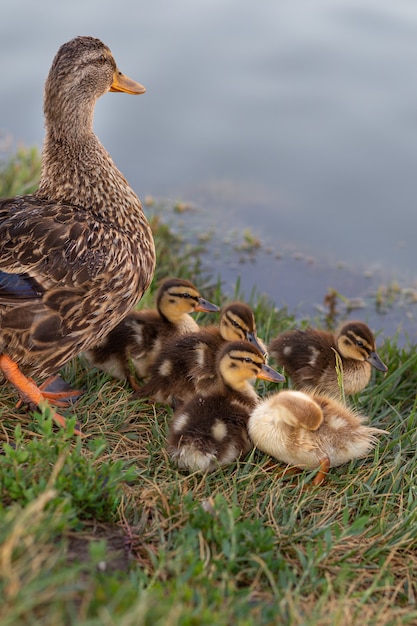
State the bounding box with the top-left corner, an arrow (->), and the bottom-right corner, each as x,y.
336,321 -> 388,371
43,36 -> 145,133
217,341 -> 285,389
219,302 -> 266,355
156,278 -> 220,321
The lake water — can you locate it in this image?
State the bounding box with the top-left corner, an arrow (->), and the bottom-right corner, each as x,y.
1,0 -> 417,342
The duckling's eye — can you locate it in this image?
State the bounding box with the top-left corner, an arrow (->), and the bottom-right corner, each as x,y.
231,320 -> 241,328
181,292 -> 192,299
356,340 -> 364,347
244,357 -> 253,364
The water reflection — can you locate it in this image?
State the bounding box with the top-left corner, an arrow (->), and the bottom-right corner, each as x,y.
155,201 -> 417,344
1,0 -> 416,340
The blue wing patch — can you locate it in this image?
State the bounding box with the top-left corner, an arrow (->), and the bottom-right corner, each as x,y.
0,271 -> 44,300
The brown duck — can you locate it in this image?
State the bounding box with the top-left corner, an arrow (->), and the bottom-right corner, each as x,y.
0,36 -> 155,432
269,321 -> 387,396
134,301 -> 278,406
169,340 -> 285,472
84,277 -> 219,389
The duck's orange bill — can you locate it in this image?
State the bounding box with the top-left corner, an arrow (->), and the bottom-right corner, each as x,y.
110,70 -> 146,95
257,363 -> 285,383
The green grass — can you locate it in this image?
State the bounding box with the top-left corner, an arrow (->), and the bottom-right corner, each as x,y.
1,148 -> 417,625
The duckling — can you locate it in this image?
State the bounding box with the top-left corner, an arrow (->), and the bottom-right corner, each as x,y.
269,321 -> 387,395
135,301 -> 275,405
248,389 -> 387,485
169,341 -> 285,472
0,37 -> 155,433
84,277 -> 219,388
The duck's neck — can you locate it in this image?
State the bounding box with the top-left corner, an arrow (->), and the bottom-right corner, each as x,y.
37,114 -> 144,227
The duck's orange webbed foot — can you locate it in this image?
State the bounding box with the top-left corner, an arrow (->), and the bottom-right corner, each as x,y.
15,374 -> 84,409
39,375 -> 84,406
0,354 -> 82,436
263,458 -> 331,488
262,459 -> 302,479
285,458 -> 331,489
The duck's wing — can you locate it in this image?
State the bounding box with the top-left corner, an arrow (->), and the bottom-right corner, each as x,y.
0,196 -> 53,307
0,195 -> 108,304
0,196 -> 120,361
0,271 -> 45,305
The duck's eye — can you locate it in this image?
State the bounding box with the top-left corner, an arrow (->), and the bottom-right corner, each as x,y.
244,357 -> 253,364
356,340 -> 364,347
182,293 -> 191,299
231,320 -> 240,328
98,54 -> 107,64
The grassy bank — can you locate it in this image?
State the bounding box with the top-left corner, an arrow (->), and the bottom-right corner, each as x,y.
1,148 -> 417,625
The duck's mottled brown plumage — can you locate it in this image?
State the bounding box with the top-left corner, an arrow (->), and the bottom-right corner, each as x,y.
84,277 -> 219,385
134,301 -> 272,406
269,321 -> 387,396
169,340 -> 284,472
0,36 -> 155,381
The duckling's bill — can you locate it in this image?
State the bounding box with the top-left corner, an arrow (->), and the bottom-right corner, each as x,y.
110,71 -> 146,94
195,298 -> 220,313
257,363 -> 285,383
367,351 -> 388,372
246,331 -> 268,358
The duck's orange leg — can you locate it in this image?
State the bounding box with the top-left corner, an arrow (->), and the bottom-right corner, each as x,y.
15,375 -> 83,409
0,354 -> 82,436
127,372 -> 141,392
312,457 -> 331,486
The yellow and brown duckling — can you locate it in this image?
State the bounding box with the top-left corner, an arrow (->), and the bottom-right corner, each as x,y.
169,340 -> 285,472
84,277 -> 219,389
248,389 -> 387,485
269,321 -> 387,396
135,301 -> 272,406
0,36 -> 155,433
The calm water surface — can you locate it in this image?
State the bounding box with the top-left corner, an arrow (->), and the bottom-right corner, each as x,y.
1,0 -> 417,340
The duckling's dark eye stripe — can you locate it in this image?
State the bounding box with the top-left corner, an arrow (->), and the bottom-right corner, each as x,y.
226,312 -> 244,331
229,355 -> 261,368
346,331 -> 371,351
168,290 -> 199,302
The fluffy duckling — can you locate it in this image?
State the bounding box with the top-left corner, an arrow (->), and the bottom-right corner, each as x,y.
269,321 -> 387,395
0,37 -> 155,433
135,301 -> 274,405
248,389 -> 387,485
84,277 -> 219,389
169,341 -> 285,472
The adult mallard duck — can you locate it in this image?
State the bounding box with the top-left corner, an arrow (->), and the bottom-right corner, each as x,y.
0,36 -> 155,432
84,277 -> 219,389
169,340 -> 284,473
248,389 -> 387,485
269,321 -> 387,396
